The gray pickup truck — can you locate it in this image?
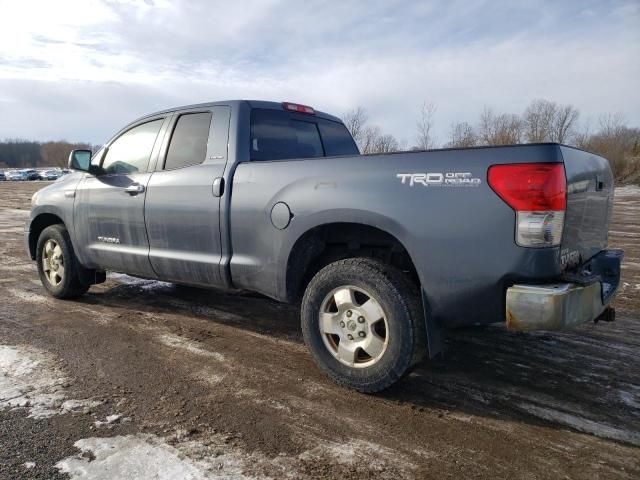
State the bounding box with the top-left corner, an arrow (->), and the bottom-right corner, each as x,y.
26,100 -> 623,392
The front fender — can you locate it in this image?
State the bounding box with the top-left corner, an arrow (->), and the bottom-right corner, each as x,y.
26,174 -> 83,258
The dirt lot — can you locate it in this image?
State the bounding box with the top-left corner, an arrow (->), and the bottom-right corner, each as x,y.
1,181 -> 639,479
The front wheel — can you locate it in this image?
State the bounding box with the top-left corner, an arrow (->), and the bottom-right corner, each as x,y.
36,224 -> 91,299
301,258 -> 426,393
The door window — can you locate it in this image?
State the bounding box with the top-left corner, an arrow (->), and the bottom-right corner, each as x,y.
164,112 -> 213,170
102,119 -> 163,174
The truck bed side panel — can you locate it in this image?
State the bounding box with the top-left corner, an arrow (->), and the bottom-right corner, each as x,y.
229,144 -> 565,328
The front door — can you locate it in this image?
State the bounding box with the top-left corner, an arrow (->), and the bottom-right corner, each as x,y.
74,117 -> 167,278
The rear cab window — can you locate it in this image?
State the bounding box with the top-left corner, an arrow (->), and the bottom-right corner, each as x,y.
250,109 -> 358,161
164,112 -> 212,170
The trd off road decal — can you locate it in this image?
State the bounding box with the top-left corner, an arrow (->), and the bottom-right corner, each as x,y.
396,172 -> 482,187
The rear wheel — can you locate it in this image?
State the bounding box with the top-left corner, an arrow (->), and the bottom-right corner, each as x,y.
36,224 -> 91,298
301,258 -> 426,392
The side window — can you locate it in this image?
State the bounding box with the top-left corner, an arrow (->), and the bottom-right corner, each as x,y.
317,120 -> 360,156
102,119 -> 163,174
250,109 -> 324,161
164,112 -> 213,170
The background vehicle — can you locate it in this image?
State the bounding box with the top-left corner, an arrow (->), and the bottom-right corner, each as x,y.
7,170 -> 27,181
25,100 -> 622,392
23,169 -> 40,181
0,171 -> 5,181
38,170 -> 60,181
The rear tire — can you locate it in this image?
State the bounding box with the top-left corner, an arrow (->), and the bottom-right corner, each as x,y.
301,257 -> 426,393
36,224 -> 91,299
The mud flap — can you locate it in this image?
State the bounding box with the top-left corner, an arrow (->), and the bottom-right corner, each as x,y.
78,268 -> 106,286
422,289 -> 443,358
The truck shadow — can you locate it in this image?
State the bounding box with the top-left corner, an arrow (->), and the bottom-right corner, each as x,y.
84,278 -> 640,448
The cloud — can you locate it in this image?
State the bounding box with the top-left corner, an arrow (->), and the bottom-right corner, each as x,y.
0,0 -> 638,144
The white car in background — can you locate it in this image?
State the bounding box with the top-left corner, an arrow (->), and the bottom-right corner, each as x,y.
38,170 -> 61,181
6,170 -> 27,181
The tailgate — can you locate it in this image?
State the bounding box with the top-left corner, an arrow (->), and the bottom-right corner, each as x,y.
560,146 -> 614,271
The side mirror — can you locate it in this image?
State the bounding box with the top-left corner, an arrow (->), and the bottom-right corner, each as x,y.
68,149 -> 92,172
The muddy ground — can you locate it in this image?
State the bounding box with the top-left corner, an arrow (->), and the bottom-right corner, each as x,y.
0,181 -> 639,479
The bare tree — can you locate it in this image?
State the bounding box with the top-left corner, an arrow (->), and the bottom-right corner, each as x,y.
446,122 -> 477,148
523,99 -> 556,143
342,107 -> 368,149
343,110 -> 401,154
359,125 -> 380,154
579,113 -> 638,179
523,99 -> 579,144
478,107 -> 523,145
551,104 -> 579,143
415,101 -> 436,149
374,133 -> 400,153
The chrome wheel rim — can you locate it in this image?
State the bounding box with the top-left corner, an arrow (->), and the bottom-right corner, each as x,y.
42,239 -> 64,286
319,285 -> 389,368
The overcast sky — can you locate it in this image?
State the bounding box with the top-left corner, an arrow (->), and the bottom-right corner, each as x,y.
0,0 -> 638,146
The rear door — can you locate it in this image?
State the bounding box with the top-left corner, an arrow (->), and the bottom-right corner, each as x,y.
74,117 -> 167,277
145,106 -> 232,287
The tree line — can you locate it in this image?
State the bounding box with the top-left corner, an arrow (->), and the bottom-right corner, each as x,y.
1,99 -> 638,183
0,140 -> 92,169
343,98 -> 640,183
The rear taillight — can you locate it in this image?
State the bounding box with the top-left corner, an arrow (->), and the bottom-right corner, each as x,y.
488,163 -> 566,247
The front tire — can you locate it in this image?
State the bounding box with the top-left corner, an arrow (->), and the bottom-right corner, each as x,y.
36,224 -> 91,299
301,258 -> 426,393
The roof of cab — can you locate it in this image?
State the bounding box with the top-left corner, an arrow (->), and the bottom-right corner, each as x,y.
133,100 -> 343,125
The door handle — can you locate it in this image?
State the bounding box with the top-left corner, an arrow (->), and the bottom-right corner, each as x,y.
125,183 -> 145,195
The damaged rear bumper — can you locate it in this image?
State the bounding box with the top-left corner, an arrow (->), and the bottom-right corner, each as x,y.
505,249 -> 623,331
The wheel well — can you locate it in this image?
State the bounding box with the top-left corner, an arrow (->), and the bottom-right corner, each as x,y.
286,223 -> 420,302
28,213 -> 64,259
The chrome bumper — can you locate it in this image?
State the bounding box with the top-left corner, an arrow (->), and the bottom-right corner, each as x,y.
506,282 -> 608,331
506,249 -> 623,331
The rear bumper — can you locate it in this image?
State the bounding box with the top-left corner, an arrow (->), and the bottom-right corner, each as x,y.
505,249 -> 623,331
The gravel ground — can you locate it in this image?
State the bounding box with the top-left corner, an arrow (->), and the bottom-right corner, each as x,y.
0,181 -> 639,479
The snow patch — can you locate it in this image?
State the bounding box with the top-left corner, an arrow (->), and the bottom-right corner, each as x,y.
56,434 -> 251,480
61,399 -> 103,415
0,344 -> 99,418
94,413 -> 126,428
6,287 -> 50,304
300,438 -> 416,475
519,403 -> 640,446
108,272 -> 173,291
615,185 -> 640,197
159,333 -> 225,362
618,388 -> 640,409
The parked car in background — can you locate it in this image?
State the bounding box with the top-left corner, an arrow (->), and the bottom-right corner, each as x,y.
6,170 -> 27,181
0,171 -> 5,181
23,169 -> 40,181
38,170 -> 60,181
